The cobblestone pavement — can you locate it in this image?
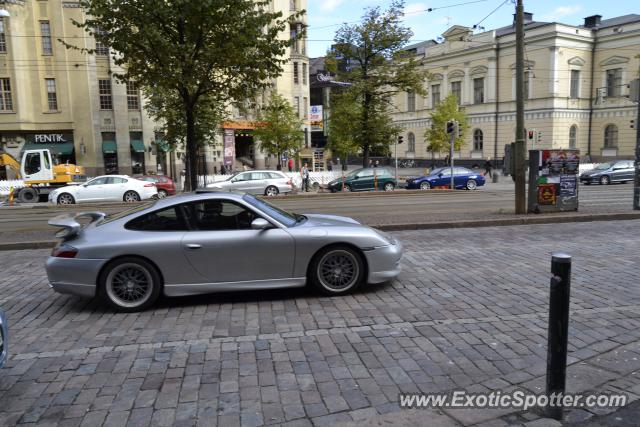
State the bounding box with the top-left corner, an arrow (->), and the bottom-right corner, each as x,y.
1,220 -> 640,426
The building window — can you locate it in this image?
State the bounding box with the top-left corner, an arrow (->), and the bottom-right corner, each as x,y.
407,132 -> 415,152
99,79 -> 113,110
45,78 -> 58,111
0,78 -> 12,111
302,63 -> 307,85
293,62 -> 299,84
570,70 -> 580,99
606,68 -> 622,97
0,20 -> 6,53
473,129 -> 483,151
95,27 -> 109,56
604,124 -> 618,148
293,96 -> 300,118
127,81 -> 140,110
431,84 -> 441,107
569,125 -> 577,148
40,21 -> 53,55
407,91 -> 416,112
473,78 -> 484,104
290,24 -> 301,54
451,81 -> 461,104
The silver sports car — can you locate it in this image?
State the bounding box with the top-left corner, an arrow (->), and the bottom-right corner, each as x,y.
46,191 -> 402,311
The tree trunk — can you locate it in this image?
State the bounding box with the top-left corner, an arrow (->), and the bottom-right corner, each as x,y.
185,105 -> 198,192
362,93 -> 372,168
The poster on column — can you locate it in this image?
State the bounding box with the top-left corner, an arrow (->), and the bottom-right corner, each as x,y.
223,129 -> 235,166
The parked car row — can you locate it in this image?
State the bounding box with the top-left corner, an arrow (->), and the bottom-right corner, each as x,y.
579,160 -> 635,185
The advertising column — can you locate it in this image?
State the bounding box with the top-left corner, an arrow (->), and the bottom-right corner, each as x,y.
528,149 -> 580,213
223,129 -> 235,170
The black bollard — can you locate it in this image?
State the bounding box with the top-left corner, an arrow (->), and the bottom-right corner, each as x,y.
545,252 -> 572,420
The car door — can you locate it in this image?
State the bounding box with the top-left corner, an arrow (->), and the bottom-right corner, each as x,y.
353,169 -> 374,191
229,172 -> 252,192
180,199 -> 295,283
434,168 -> 451,187
103,177 -> 129,201
622,161 -> 635,181
75,177 -> 108,201
453,168 -> 469,188
249,172 -> 268,194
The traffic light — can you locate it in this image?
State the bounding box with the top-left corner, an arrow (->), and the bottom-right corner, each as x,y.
528,130 -> 534,140
457,122 -> 463,138
446,120 -> 455,134
537,131 -> 542,143
398,135 -> 404,144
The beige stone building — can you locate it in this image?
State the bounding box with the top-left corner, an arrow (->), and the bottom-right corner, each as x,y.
392,13 -> 640,164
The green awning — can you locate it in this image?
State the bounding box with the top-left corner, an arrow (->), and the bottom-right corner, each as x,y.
102,141 -> 117,154
23,143 -> 74,156
130,140 -> 146,153
155,138 -> 173,152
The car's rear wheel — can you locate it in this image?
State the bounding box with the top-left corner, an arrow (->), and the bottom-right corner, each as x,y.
309,246 -> 364,296
123,191 -> 140,202
57,193 -> 75,205
157,189 -> 168,199
466,179 -> 478,190
383,182 -> 395,192
600,175 -> 610,185
265,185 -> 279,197
99,257 -> 161,312
420,181 -> 431,190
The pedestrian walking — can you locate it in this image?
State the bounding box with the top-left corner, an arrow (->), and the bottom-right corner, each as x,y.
301,163 -> 310,192
326,162 -> 333,172
368,159 -> 373,168
220,164 -> 227,175
484,158 -> 493,178
374,160 -> 379,168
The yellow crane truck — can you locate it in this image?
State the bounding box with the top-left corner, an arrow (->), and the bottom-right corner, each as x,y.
0,149 -> 86,203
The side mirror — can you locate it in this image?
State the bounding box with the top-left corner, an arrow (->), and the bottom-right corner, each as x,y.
251,218 -> 271,230
438,173 -> 443,177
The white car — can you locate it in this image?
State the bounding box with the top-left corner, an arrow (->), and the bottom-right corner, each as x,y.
206,170 -> 293,196
49,175 -> 158,204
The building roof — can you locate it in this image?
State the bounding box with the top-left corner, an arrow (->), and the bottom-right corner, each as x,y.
584,14 -> 640,29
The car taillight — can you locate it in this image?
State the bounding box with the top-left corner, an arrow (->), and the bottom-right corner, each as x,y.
144,183 -> 155,187
52,245 -> 78,258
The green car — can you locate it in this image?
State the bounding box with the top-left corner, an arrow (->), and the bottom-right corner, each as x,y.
328,167 -> 397,192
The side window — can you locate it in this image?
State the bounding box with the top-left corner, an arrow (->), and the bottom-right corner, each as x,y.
184,200 -> 259,231
126,206 -> 188,231
234,173 -> 249,182
357,169 -> 374,178
251,172 -> 267,180
106,177 -> 127,184
24,152 -> 41,175
87,177 -> 108,186
454,167 -> 468,175
440,169 -> 451,176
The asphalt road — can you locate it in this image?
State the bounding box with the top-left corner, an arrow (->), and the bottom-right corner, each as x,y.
0,182 -> 634,234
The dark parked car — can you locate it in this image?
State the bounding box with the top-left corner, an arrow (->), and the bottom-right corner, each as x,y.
327,168 -> 397,192
406,167 -> 486,190
140,175 -> 177,198
0,309 -> 7,368
579,160 -> 635,185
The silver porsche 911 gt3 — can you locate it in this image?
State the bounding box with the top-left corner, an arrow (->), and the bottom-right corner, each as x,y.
46,191 -> 402,311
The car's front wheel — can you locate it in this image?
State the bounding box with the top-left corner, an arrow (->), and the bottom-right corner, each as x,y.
57,193 -> 75,205
342,184 -> 352,192
123,191 -> 140,202
383,182 -> 395,192
420,181 -> 431,190
309,246 -> 365,296
99,257 -> 161,312
466,179 -> 478,190
600,175 -> 610,185
265,185 -> 279,197
157,189 -> 168,199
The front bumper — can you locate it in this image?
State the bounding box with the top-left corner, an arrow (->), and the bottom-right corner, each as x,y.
364,240 -> 403,284
579,175 -> 599,183
46,257 -> 108,298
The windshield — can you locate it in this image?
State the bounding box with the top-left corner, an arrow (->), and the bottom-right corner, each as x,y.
429,167 -> 445,175
595,163 -> 612,170
243,194 -> 298,227
99,201 -> 157,225
345,169 -> 362,178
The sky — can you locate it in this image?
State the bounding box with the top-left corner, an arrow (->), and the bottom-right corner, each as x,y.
306,0 -> 639,58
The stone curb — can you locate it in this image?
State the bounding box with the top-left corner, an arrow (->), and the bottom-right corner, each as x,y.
2,212 -> 639,251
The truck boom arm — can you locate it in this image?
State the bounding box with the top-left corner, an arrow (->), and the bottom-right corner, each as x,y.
0,151 -> 22,178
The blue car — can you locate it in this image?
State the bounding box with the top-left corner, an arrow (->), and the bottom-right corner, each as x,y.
406,167 -> 486,190
0,309 -> 7,368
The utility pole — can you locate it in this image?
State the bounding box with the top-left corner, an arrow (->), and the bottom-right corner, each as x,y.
514,0 -> 527,214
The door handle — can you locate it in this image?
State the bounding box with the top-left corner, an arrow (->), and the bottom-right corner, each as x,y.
185,244 -> 202,250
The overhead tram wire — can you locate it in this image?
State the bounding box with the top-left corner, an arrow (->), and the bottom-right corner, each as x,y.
472,0 -> 510,31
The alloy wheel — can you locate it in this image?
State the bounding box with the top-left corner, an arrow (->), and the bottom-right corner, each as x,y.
420,181 -> 431,190
105,263 -> 154,309
466,179 -> 477,190
265,186 -> 279,197
317,250 -> 360,291
124,191 -> 140,202
58,193 -> 75,205
600,175 -> 610,185
384,183 -> 394,192
157,190 -> 168,199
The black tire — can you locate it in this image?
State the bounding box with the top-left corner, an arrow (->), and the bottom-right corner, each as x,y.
18,188 -> 38,203
57,193 -> 76,205
123,191 -> 140,202
309,245 -> 365,296
466,179 -> 478,190
98,257 -> 162,312
420,181 -> 431,190
342,184 -> 352,192
265,185 -> 279,197
599,175 -> 610,185
383,182 -> 395,192
157,189 -> 169,199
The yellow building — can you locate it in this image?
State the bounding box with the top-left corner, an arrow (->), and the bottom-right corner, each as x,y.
0,0 -> 179,179
392,13 -> 640,164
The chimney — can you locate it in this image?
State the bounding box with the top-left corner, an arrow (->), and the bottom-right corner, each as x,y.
513,12 -> 534,26
584,15 -> 602,28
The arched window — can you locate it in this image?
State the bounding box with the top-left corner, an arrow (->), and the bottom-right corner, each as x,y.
569,125 -> 577,149
473,129 -> 483,151
407,132 -> 415,152
604,124 -> 618,148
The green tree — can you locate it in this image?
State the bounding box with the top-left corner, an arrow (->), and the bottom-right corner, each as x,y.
252,94 -> 304,168
327,0 -> 428,167
65,0 -> 300,190
424,94 -> 468,154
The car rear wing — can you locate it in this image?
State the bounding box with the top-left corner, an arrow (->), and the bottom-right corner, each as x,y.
48,212 -> 106,240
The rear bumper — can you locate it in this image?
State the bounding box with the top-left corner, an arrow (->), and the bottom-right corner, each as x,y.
364,241 -> 403,284
46,257 -> 107,298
